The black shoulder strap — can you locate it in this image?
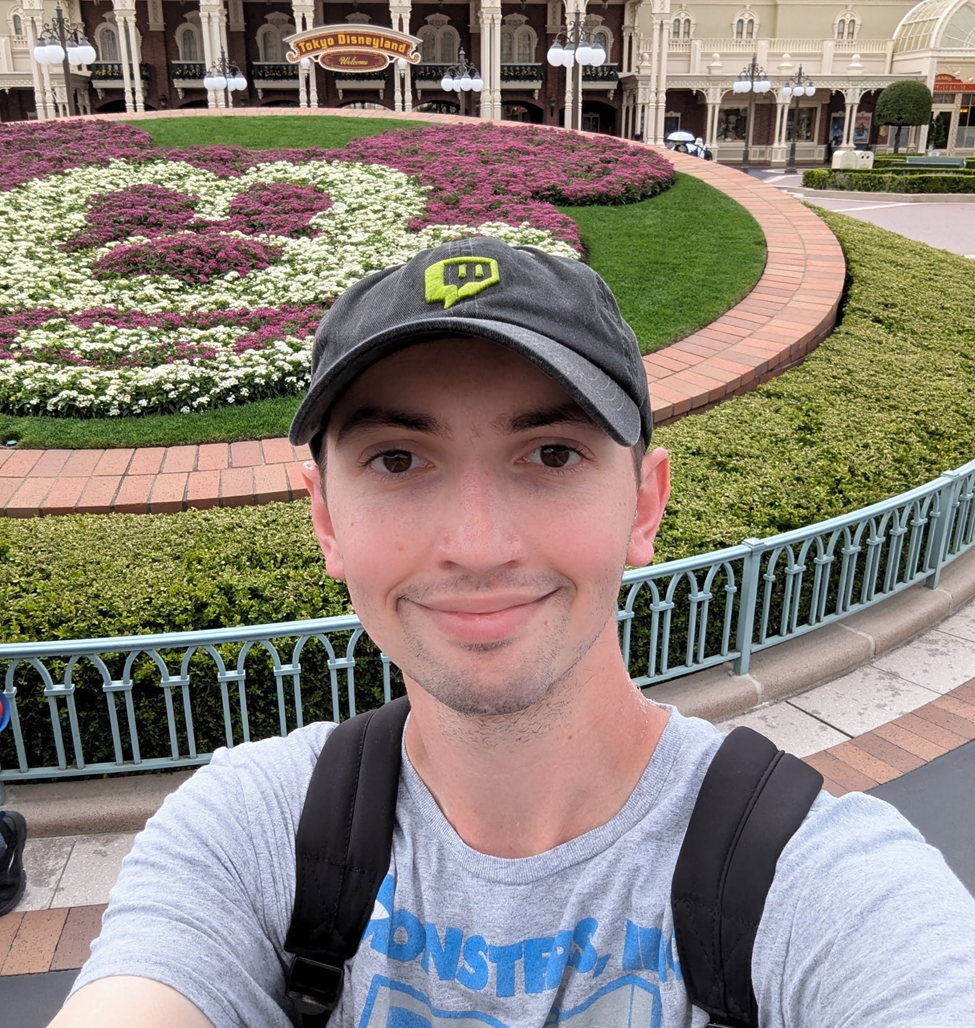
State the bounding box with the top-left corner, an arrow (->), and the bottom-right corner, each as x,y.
671,726 -> 823,1028
284,696 -> 410,1026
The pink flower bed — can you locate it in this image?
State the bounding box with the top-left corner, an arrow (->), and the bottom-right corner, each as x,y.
64,184 -> 201,251
222,181 -> 332,238
92,232 -> 282,284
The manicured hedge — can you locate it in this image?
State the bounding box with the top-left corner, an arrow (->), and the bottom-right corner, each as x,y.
4,212 -> 975,768
871,154 -> 975,169
802,168 -> 975,192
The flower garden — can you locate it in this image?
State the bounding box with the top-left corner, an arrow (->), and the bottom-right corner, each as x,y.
0,119 -> 673,423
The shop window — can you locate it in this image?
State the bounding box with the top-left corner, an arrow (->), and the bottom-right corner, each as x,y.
786,107 -> 816,142
717,107 -> 747,141
958,93 -> 975,148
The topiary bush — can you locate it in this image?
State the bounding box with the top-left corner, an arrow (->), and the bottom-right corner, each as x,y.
875,80 -> 933,153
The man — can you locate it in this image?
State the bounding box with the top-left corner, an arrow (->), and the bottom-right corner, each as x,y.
51,238 -> 974,1028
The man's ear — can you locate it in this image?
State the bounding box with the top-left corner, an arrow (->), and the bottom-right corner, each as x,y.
627,447 -> 670,568
299,461 -> 346,581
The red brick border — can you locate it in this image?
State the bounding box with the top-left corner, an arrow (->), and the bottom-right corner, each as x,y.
0,113 -> 845,516
804,677 -> 975,797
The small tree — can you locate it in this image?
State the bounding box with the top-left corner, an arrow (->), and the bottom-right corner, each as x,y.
875,80 -> 933,154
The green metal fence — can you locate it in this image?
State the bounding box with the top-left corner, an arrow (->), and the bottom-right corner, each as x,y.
2,455 -> 973,800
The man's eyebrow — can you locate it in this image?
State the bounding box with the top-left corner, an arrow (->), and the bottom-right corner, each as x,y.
334,406 -> 451,445
501,403 -> 597,434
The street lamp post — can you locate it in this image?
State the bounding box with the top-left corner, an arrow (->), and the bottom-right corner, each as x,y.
203,48 -> 247,108
732,55 -> 771,173
31,3 -> 96,118
546,15 -> 606,132
439,48 -> 483,117
781,65 -> 815,172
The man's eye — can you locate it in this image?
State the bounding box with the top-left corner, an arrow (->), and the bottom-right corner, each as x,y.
528,445 -> 582,469
369,450 -> 421,474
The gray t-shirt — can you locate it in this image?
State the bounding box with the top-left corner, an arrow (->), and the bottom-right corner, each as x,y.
72,708 -> 975,1027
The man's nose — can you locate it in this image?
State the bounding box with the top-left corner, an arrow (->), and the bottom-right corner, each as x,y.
435,467 -> 525,574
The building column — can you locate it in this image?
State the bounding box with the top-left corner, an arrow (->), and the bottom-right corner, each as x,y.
654,18 -> 669,145
293,3 -> 313,107
390,2 -> 412,112
200,1 -> 229,108
111,4 -> 136,112
479,1 -> 501,121
769,95 -> 789,165
119,11 -> 144,112
22,2 -> 51,119
842,100 -> 857,147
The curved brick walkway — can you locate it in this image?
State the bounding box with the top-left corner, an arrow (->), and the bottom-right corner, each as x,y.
0,113 -> 845,517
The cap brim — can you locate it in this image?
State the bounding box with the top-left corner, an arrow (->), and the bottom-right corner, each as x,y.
289,316 -> 644,453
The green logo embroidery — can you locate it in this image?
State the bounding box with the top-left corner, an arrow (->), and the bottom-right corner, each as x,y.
424,257 -> 501,310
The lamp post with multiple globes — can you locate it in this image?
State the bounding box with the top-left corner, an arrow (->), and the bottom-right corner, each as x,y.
731,56 -> 771,172
781,65 -> 816,172
439,48 -> 482,116
31,2 -> 96,118
202,48 -> 247,108
546,14 -> 606,132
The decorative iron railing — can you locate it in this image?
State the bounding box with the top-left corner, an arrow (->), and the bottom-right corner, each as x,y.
333,70 -> 388,83
500,64 -> 543,83
2,456 -> 974,798
582,64 -> 619,83
90,61 -> 151,81
170,61 -> 205,82
251,61 -> 299,81
413,64 -> 451,82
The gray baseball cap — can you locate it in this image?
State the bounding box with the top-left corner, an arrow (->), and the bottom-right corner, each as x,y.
289,237 -> 653,457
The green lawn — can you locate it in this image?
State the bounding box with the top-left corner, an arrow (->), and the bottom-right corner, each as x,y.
560,173 -> 765,351
0,117 -> 765,450
127,113 -> 427,150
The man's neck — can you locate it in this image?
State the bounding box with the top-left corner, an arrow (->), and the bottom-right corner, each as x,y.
403,631 -> 670,859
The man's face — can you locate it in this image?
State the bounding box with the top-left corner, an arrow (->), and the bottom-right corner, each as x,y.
304,337 -> 669,717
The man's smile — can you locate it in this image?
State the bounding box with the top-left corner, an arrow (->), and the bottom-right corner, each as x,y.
403,591 -> 559,646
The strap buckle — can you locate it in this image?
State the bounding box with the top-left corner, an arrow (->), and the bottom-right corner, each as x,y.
286,955 -> 345,1016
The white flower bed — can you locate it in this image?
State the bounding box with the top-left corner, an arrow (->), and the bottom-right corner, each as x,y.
0,158 -> 576,418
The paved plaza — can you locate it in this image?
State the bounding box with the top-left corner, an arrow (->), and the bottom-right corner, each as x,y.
750,167 -> 975,257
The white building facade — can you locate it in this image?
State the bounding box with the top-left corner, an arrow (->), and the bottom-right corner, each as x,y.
3,0 -> 975,163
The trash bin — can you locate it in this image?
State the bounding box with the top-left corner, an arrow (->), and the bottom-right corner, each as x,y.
831,151 -> 858,170
853,150 -> 875,169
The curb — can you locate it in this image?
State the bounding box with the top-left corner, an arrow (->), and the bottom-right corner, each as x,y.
7,547 -> 975,838
795,188 -> 975,203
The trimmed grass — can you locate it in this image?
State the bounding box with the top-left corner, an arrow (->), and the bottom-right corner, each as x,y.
3,212 -> 975,645
560,173 -> 765,351
126,114 -> 427,150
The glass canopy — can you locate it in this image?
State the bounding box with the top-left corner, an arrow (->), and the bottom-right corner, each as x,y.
894,0 -> 975,52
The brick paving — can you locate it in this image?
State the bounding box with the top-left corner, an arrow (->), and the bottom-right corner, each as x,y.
0,113 -> 845,517
2,677 -> 972,976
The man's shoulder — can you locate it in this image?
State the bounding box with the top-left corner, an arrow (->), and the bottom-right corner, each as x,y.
166,720 -> 340,822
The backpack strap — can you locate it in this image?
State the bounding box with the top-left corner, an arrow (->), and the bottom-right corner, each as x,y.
671,726 -> 823,1028
284,695 -> 411,1026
